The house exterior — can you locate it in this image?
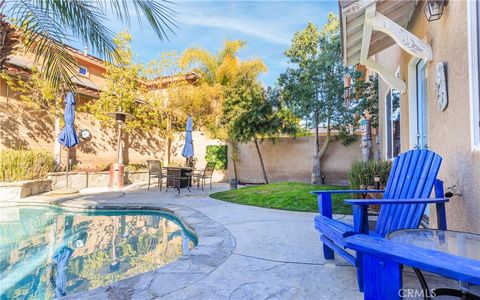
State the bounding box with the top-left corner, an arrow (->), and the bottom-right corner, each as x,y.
338,0 -> 480,232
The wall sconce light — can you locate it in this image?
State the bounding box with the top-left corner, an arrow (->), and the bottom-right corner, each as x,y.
425,0 -> 448,22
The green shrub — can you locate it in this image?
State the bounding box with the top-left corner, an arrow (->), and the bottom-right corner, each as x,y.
0,150 -> 56,182
205,145 -> 228,170
346,160 -> 392,190
126,164 -> 147,171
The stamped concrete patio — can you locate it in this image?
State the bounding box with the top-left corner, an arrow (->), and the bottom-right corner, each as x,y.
20,183 -> 464,299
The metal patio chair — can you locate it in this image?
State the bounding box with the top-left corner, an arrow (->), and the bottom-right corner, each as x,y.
147,160 -> 165,191
192,162 -> 215,191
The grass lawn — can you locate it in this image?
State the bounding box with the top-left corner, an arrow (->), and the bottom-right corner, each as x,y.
210,182 -> 352,214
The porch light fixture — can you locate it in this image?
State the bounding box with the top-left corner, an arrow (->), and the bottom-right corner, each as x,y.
425,0 -> 448,22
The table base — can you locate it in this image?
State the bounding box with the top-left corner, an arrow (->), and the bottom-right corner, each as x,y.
413,267 -> 480,300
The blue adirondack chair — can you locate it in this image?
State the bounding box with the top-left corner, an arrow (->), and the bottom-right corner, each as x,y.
312,149 -> 449,292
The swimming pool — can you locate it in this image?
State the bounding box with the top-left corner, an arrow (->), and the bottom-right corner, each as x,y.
0,205 -> 197,299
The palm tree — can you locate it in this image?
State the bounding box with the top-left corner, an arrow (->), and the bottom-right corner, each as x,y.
179,40 -> 267,182
179,39 -> 266,86
0,0 -> 176,87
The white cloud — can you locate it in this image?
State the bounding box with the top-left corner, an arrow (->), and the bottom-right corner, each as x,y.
179,13 -> 291,46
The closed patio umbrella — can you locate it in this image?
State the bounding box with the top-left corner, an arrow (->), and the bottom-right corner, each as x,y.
51,246 -> 73,297
58,92 -> 79,190
181,116 -> 194,161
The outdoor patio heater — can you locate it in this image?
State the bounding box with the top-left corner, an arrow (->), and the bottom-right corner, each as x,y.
107,111 -> 134,188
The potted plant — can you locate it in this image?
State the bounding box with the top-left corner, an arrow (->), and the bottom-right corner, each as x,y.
346,160 -> 391,213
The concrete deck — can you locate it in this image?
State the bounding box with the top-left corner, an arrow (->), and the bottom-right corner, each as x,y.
17,183 -> 471,299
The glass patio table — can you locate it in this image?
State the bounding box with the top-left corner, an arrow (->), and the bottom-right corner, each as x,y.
387,229 -> 480,300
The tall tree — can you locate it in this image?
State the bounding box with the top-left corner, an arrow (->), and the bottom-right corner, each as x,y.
278,14 -> 352,184
0,0 -> 176,87
88,32 -> 149,132
353,73 -> 379,128
223,72 -> 298,184
180,39 -> 270,181
179,39 -> 266,136
87,31 -> 163,164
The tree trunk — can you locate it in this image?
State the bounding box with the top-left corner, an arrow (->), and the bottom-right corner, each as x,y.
253,138 -> 268,184
230,141 -> 240,180
232,158 -> 238,180
311,108 -> 321,184
360,117 -> 373,161
312,116 -> 332,185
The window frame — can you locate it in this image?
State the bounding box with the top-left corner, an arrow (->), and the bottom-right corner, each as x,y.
384,88 -> 392,159
384,88 -> 401,160
468,0 -> 480,151
78,65 -> 89,77
384,67 -> 401,160
408,57 -> 428,149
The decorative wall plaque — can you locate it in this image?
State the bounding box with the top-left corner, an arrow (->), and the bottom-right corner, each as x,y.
436,62 -> 448,111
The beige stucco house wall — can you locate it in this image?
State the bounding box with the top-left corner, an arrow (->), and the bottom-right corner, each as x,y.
376,2 -> 480,232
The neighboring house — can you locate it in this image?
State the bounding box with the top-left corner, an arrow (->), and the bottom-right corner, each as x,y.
1,46 -> 106,102
338,0 -> 480,232
0,44 -> 198,167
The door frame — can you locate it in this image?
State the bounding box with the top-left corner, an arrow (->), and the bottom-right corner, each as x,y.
384,67 -> 401,159
384,88 -> 392,159
408,57 -> 428,149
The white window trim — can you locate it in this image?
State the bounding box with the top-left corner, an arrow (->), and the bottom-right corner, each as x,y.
79,65 -> 89,77
384,67 -> 401,160
408,57 -> 428,149
408,57 -> 419,149
384,88 -> 391,160
468,0 -> 480,151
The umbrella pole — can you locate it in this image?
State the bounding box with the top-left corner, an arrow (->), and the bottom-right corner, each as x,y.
66,150 -> 69,189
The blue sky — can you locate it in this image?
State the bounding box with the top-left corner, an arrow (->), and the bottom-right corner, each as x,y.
72,1 -> 338,86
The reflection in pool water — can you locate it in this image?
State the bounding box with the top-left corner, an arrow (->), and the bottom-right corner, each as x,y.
0,206 -> 196,299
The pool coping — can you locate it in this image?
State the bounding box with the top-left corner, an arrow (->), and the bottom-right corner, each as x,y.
8,197 -> 236,299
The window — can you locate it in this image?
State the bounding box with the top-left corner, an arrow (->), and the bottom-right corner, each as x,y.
468,0 -> 480,150
415,60 -> 428,149
408,58 -> 428,150
79,66 -> 89,77
385,88 -> 401,159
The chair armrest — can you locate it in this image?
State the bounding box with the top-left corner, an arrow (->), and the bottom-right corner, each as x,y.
348,198 -> 449,234
345,234 -> 480,286
344,198 -> 449,205
310,189 -> 385,195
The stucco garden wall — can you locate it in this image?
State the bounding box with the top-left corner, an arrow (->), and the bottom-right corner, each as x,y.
0,97 -> 222,169
228,135 -> 363,185
376,2 -> 480,232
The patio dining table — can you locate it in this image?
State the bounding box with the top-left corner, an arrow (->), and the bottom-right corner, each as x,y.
164,166 -> 194,194
345,229 -> 480,300
386,229 -> 480,300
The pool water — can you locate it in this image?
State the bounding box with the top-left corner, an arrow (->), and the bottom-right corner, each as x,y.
0,205 -> 196,299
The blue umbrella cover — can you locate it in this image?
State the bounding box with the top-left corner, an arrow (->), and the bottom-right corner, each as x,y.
181,116 -> 194,159
58,92 -> 79,148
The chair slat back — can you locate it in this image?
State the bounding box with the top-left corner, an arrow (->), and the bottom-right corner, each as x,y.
375,149 -> 442,236
204,162 -> 215,176
147,160 -> 162,173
